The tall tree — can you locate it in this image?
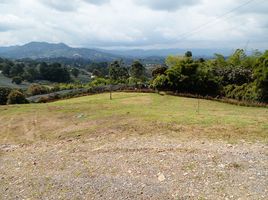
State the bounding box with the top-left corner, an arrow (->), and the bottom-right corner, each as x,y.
109,60 -> 129,82
185,51 -> 193,58
130,61 -> 145,79
70,68 -> 80,78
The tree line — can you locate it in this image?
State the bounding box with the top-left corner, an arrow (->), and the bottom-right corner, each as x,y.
0,49 -> 267,104
151,50 -> 268,103
0,60 -> 76,83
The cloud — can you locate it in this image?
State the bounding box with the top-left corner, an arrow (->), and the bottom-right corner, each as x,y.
39,0 -> 110,12
0,0 -> 267,49
0,0 -> 14,3
134,0 -> 200,11
0,14 -> 25,32
39,0 -> 79,12
0,24 -> 13,32
236,0 -> 268,14
83,0 -> 110,5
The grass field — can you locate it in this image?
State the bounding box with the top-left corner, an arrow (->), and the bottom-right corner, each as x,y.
0,92 -> 267,144
1,93 -> 268,199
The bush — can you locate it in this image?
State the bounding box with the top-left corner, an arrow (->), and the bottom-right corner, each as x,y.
151,74 -> 169,91
90,78 -> 109,87
27,84 -> 49,96
37,96 -> 50,103
0,87 -> 12,105
152,66 -> 167,78
223,83 -> 258,102
12,76 -> 23,85
7,90 -> 28,104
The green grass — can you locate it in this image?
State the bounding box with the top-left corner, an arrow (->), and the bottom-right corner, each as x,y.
0,92 -> 267,144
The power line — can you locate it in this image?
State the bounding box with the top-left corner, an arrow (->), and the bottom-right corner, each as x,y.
176,0 -> 263,41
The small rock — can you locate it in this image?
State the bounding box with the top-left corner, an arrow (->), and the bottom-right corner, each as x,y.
218,164 -> 225,168
77,114 -> 84,119
158,173 -> 166,182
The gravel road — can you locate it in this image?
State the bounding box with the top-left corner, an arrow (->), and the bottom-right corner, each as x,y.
1,131 -> 267,200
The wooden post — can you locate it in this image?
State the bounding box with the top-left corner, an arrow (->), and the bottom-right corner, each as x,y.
197,98 -> 200,114
110,85 -> 112,100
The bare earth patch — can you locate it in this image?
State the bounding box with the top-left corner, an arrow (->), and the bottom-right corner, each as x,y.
0,130 -> 267,200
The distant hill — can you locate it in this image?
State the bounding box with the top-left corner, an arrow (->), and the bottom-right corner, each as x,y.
0,42 -> 233,62
0,42 -> 121,62
97,48 -> 233,58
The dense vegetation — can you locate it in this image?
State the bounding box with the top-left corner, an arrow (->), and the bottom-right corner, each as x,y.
152,49 -> 268,103
0,49 -> 267,104
0,59 -> 72,83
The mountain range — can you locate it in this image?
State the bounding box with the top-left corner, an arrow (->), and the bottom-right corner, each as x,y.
0,42 -> 233,61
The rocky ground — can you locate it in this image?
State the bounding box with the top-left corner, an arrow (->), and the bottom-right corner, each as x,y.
1,130 -> 267,200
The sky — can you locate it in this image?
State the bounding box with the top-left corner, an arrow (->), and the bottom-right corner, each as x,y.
0,0 -> 267,50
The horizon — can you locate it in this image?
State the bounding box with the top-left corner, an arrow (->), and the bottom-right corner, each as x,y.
0,41 -> 263,55
0,0 -> 267,50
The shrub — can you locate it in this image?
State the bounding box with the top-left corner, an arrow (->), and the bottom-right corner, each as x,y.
223,83 -> 258,102
37,96 -> 50,103
90,78 -> 109,87
27,84 -> 49,96
151,74 -> 169,91
152,66 -> 167,78
7,90 -> 28,104
0,87 -> 12,105
12,76 -> 23,85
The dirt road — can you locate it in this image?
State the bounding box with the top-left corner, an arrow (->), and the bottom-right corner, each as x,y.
1,131 -> 267,200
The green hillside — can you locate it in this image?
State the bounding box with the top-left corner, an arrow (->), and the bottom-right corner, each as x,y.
1,92 -> 267,144
1,93 -> 268,199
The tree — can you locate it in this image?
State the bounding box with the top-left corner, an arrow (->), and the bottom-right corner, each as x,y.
152,66 -> 168,78
254,50 -> 268,102
213,53 -> 227,68
9,63 -> 24,77
92,69 -> 102,77
23,66 -> 40,82
7,90 -> 28,104
109,60 -> 129,82
86,62 -> 109,77
130,61 -> 145,80
27,84 -> 49,96
185,51 -> 192,58
39,62 -> 71,83
70,68 -> 80,78
12,76 -> 23,85
0,87 -> 12,105
39,62 -> 49,79
151,74 -> 168,91
227,49 -> 247,67
2,64 -> 11,77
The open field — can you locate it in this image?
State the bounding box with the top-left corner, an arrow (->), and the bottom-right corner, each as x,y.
0,93 -> 268,199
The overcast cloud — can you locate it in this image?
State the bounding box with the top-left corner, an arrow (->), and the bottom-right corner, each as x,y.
0,0 -> 267,50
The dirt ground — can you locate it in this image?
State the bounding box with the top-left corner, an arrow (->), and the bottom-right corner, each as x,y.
1,127 -> 267,200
